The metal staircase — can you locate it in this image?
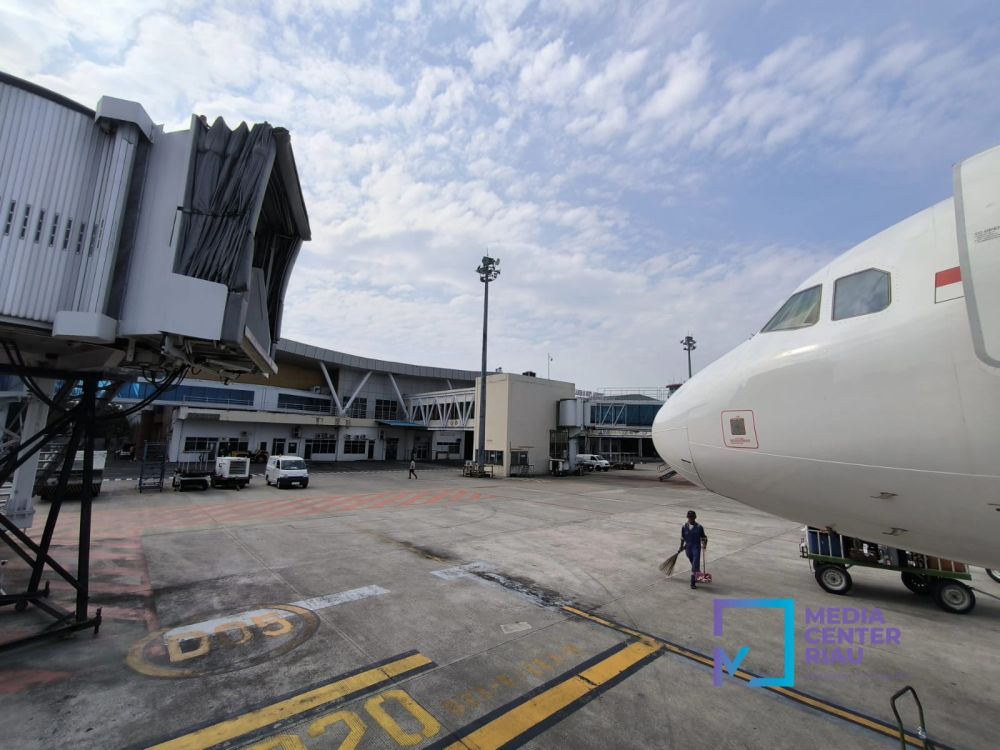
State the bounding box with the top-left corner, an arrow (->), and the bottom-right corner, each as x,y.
139,442 -> 167,493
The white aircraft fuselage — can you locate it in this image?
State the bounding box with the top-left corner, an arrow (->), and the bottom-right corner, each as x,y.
652,149 -> 1000,569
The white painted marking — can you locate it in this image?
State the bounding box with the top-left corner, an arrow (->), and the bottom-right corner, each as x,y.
501,622 -> 532,634
163,586 -> 390,638
431,561 -> 493,580
167,608 -> 295,639
292,585 -> 389,611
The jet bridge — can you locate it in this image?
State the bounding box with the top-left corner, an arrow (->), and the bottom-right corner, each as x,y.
0,73 -> 310,651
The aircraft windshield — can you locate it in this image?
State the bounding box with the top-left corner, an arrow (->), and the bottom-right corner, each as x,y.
281,459 -> 306,470
761,285 -> 822,332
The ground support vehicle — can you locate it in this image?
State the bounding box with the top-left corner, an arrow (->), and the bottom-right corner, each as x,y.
800,527 -> 976,614
607,453 -> 637,469
264,455 -> 307,488
575,454 -> 610,472
172,450 -> 214,491
34,447 -> 106,499
211,456 -> 250,489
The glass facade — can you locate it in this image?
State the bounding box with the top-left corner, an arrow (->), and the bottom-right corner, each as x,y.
589,403 -> 659,427
277,393 -> 331,412
119,382 -> 254,406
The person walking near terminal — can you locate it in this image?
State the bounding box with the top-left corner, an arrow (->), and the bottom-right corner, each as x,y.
408,458 -> 418,479
681,510 -> 708,589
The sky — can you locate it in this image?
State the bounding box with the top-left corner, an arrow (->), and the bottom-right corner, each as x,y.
3,1 -> 1000,388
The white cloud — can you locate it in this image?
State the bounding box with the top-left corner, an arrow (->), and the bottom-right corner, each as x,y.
639,34 -> 711,122
3,1 -> 999,385
517,38 -> 586,104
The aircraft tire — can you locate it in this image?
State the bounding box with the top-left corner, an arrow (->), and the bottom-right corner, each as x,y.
932,580 -> 975,614
815,564 -> 852,595
901,572 -> 931,595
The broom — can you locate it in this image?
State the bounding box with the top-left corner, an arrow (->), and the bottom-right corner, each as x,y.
659,544 -> 685,576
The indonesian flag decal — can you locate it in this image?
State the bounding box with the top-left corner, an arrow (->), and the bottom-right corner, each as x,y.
935,266 -> 963,303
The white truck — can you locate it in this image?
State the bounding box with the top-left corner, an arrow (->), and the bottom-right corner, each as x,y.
575,453 -> 611,472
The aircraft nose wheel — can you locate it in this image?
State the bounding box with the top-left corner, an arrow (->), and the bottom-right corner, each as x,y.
815,563 -> 853,595
931,580 -> 975,614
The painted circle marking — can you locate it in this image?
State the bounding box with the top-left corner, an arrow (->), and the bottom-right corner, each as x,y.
127,604 -> 319,678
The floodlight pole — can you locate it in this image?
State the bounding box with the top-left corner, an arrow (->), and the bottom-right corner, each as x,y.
476,256 -> 500,471
681,335 -> 697,379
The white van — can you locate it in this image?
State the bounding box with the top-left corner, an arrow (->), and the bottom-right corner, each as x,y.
576,454 -> 611,472
265,455 -> 309,489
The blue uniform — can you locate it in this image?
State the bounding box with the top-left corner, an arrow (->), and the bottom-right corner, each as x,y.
681,522 -> 707,585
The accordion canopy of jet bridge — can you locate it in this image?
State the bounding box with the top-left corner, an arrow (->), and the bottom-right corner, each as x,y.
0,72 -> 310,378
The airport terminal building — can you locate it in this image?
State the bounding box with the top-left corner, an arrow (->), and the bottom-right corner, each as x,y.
111,340 -> 667,475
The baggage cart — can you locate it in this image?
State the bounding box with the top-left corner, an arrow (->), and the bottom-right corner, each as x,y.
800,527 -> 976,614
172,450 -> 214,492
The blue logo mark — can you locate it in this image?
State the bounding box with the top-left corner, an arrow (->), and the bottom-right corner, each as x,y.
713,598 -> 795,687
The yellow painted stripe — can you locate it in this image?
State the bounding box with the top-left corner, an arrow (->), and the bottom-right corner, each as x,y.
147,653 -> 432,750
563,607 -> 928,749
441,640 -> 660,750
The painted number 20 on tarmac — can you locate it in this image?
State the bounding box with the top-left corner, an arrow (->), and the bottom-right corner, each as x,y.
244,688 -> 440,750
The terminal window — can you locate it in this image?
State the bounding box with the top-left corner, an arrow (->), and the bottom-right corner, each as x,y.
307,438 -> 337,453
120,382 -> 254,407
348,398 -> 368,419
375,399 -> 398,420
277,393 -> 330,412
218,440 -> 249,455
477,449 -> 504,466
183,437 -> 217,453
343,437 -> 367,454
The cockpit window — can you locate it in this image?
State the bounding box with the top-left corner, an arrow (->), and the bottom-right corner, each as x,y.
833,268 -> 890,320
761,285 -> 822,332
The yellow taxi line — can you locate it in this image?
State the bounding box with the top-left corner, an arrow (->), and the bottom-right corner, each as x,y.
146,652 -> 433,750
562,606 -> 929,749
437,640 -> 662,750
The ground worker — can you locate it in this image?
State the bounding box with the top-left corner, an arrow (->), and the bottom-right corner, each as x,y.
681,510 -> 708,589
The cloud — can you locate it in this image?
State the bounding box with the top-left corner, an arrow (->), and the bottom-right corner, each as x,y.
2,1 -> 999,386
639,34 -> 711,122
517,38 -> 586,104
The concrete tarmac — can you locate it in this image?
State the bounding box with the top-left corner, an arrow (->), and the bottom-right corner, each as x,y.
1,465 -> 997,749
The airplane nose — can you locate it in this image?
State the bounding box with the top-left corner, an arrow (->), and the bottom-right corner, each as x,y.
651,391 -> 703,486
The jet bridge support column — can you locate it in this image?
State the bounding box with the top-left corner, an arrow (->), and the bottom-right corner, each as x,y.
4,381 -> 54,530
0,368 -> 105,653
